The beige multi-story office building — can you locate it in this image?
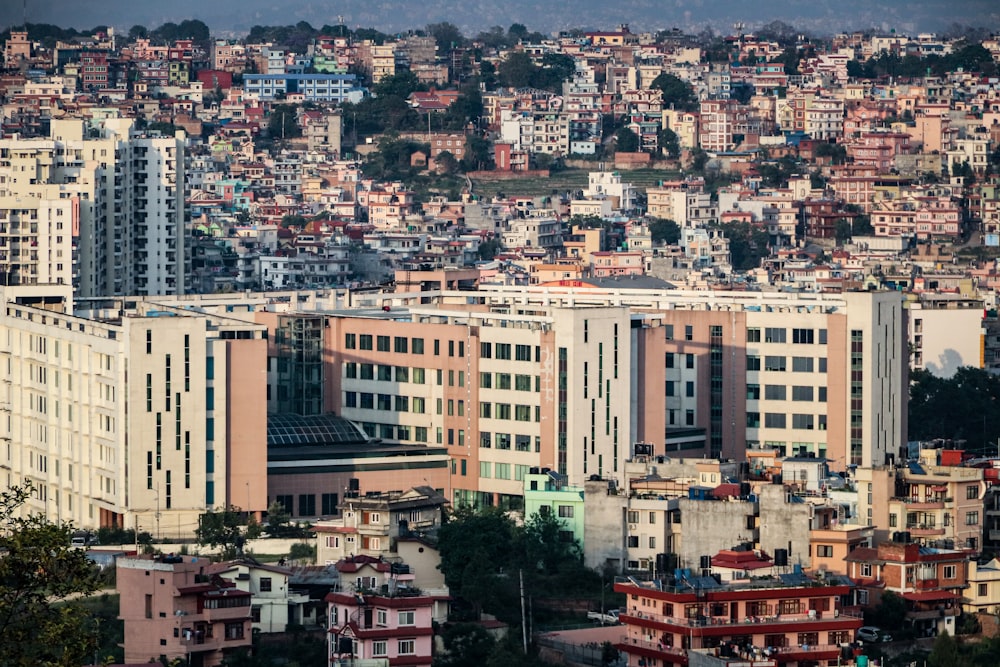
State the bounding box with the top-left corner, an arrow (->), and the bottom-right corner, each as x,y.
231,285 -> 905,509
0,116 -> 186,297
0,291 -> 267,535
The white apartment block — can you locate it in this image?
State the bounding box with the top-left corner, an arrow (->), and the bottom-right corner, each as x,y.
0,117 -> 186,297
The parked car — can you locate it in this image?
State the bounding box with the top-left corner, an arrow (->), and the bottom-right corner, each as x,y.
587,609 -> 621,625
857,626 -> 892,643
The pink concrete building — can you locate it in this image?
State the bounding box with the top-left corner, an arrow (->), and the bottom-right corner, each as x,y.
117,554 -> 253,666
326,584 -> 434,667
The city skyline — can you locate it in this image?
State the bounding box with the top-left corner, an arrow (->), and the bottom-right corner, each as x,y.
1,0 -> 998,38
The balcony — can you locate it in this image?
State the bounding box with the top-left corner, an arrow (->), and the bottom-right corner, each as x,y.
908,524 -> 946,537
622,608 -> 862,635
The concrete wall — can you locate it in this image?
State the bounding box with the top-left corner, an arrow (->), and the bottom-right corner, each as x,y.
677,498 -> 757,569
583,479 -> 627,571
757,484 -> 813,569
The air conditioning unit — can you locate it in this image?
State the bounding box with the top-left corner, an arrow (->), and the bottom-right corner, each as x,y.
628,524 -> 638,532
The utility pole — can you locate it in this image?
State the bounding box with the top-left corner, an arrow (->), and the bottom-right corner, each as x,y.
519,569 -> 528,654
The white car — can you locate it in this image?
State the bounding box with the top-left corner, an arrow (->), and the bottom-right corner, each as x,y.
857,626 -> 891,643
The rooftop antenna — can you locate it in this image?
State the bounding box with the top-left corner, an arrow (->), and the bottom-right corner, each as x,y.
733,21 -> 744,37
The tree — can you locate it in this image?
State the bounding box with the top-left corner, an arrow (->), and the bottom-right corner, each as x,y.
522,511 -> 581,574
195,506 -> 262,559
834,219 -> 854,244
615,127 -> 640,153
0,484 -> 101,665
478,238 -> 501,261
434,623 -> 496,667
498,51 -> 536,89
267,105 -> 301,140
434,150 -> 459,175
650,73 -> 697,112
649,218 -> 681,245
264,500 -> 292,535
658,127 -> 680,159
427,22 -> 465,52
929,631 -> 964,667
909,367 -> 1000,454
868,590 -> 907,632
128,24 -> 148,40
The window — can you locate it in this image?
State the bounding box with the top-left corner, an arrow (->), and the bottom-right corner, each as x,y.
747,384 -> 760,400
496,373 -> 511,390
747,328 -> 761,343
369,512 -> 381,524
322,493 -> 339,515
377,335 -> 389,352
412,338 -> 424,354
792,414 -> 814,430
515,374 -> 532,391
481,342 -> 492,358
792,328 -> 814,344
398,639 -> 415,655
225,622 -> 244,640
627,511 -> 639,524
398,610 -> 415,625
764,356 -> 786,371
685,381 -> 695,397
746,412 -> 760,428
792,386 -> 813,401
298,494 -> 316,516
359,334 -> 373,350
360,364 -> 374,380
685,325 -> 693,341
792,357 -> 814,372
479,402 -> 491,418
558,505 -> 574,518
372,640 -> 388,656
967,485 -> 979,500
259,577 -> 272,592
515,344 -> 531,361
747,355 -> 761,371
496,343 -> 511,360
980,584 -> 988,597
765,327 -> 786,343
764,384 -> 786,400
860,563 -> 872,578
495,463 -> 510,479
943,565 -> 957,580
666,353 -> 676,368
685,354 -> 695,369
765,413 -> 787,429
480,372 -> 492,389
345,333 -> 356,349
394,336 -> 408,353
966,511 -> 979,525
816,545 -> 833,558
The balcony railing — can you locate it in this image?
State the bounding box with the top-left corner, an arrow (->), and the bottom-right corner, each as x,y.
624,609 -> 862,629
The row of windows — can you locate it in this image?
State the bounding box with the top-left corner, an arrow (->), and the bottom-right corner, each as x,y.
745,413 -> 828,430
479,461 -> 532,480
479,432 -> 540,451
745,384 -> 828,402
747,356 -> 827,373
480,372 -> 539,391
747,327 -> 828,345
481,342 -> 539,362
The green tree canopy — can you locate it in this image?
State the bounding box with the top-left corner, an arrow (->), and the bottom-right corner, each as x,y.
195,506 -> 262,560
650,73 -> 698,112
0,484 -> 101,665
649,218 -> 681,245
909,367 -> 1000,454
615,127 -> 640,153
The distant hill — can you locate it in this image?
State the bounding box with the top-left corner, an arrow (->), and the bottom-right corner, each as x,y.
2,0 -> 997,38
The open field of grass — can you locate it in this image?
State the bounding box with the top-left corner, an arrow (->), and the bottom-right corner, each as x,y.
470,167 -> 684,199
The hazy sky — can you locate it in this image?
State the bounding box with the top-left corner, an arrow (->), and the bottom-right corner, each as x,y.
2,0 -> 997,36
